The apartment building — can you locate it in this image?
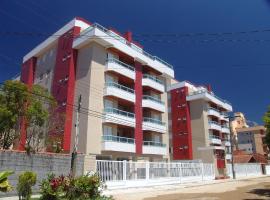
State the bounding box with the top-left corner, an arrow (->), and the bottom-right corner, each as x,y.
236,126 -> 268,158
19,17 -> 175,161
168,81 -> 233,176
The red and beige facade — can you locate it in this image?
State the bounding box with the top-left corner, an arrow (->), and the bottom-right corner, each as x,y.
20,17 -> 174,161
19,17 -> 235,171
168,81 -> 233,176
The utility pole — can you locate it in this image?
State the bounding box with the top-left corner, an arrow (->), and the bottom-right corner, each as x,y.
71,95 -> 82,176
226,114 -> 240,179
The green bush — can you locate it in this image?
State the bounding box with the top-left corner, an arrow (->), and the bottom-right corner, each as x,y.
17,171 -> 37,200
0,170 -> 14,193
39,173 -> 113,200
39,173 -> 65,200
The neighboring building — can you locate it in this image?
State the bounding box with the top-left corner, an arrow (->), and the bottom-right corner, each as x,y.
167,81 -> 233,177
236,126 -> 268,159
19,17 -> 175,161
230,112 -> 249,149
233,150 -> 267,164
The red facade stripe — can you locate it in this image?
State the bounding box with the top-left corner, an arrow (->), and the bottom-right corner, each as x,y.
135,61 -> 143,155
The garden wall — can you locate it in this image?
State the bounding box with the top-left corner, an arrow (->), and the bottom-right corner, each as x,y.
0,150 -> 95,197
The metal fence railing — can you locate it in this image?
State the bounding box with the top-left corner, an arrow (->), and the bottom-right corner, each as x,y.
226,163 -> 262,178
96,160 -> 215,187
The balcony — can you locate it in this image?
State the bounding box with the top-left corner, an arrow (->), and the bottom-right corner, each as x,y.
208,107 -> 221,118
73,23 -> 174,78
104,82 -> 135,103
142,95 -> 165,112
106,58 -> 135,80
103,107 -> 135,127
187,89 -> 232,111
209,135 -> 222,145
143,117 -> 166,133
142,74 -> 165,93
142,141 -> 167,155
221,125 -> 230,134
220,112 -> 229,122
208,121 -> 222,131
101,135 -> 135,153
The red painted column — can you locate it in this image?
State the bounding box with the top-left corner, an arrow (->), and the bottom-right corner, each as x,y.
19,57 -> 37,150
171,86 -> 193,160
51,26 -> 81,152
134,61 -> 143,155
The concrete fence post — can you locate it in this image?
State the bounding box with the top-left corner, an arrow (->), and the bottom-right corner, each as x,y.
123,160 -> 127,183
179,163 -> 182,183
146,161 -> 150,182
82,154 -> 97,175
201,162 -> 204,181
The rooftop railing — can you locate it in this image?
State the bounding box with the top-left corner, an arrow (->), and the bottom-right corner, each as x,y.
79,23 -> 173,69
189,89 -> 232,106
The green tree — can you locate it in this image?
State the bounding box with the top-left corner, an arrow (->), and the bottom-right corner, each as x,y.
0,80 -> 29,149
263,106 -> 270,149
25,85 -> 56,154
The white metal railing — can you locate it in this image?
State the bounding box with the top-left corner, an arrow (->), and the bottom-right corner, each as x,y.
208,107 -> 220,113
209,135 -> 220,140
102,135 -> 135,144
143,95 -> 164,105
104,107 -> 135,118
143,117 -> 165,125
143,74 -> 164,85
189,89 -> 232,106
226,163 -> 262,178
107,58 -> 135,71
79,23 -> 173,69
208,121 -> 220,126
96,160 -> 215,188
143,141 -> 166,147
105,82 -> 134,94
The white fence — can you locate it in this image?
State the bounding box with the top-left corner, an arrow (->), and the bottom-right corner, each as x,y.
226,163 -> 262,178
96,160 -> 215,188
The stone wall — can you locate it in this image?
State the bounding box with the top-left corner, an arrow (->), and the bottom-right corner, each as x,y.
0,150 -> 95,197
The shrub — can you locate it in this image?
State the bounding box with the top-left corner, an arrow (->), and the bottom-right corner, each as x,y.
39,173 -> 113,200
0,170 -> 14,193
17,171 -> 37,200
39,173 -> 65,200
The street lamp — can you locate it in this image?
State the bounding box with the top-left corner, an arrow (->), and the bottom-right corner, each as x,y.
225,115 -> 240,179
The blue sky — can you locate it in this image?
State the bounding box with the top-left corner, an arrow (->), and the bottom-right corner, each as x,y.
0,0 -> 270,124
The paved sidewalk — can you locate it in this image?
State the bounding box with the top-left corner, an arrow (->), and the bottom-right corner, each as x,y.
105,176 -> 270,200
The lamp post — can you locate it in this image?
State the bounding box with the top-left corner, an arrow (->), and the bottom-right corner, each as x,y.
225,115 -> 240,179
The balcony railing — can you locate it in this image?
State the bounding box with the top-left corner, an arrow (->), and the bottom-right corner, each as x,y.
209,135 -> 220,140
143,74 -> 163,85
208,121 -> 220,126
107,58 -> 135,71
143,117 -> 165,125
143,95 -> 164,105
102,135 -> 135,144
208,107 -> 220,113
79,23 -> 173,69
105,82 -> 134,94
143,141 -> 166,147
189,89 -> 231,106
221,125 -> 229,129
104,107 -> 135,118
